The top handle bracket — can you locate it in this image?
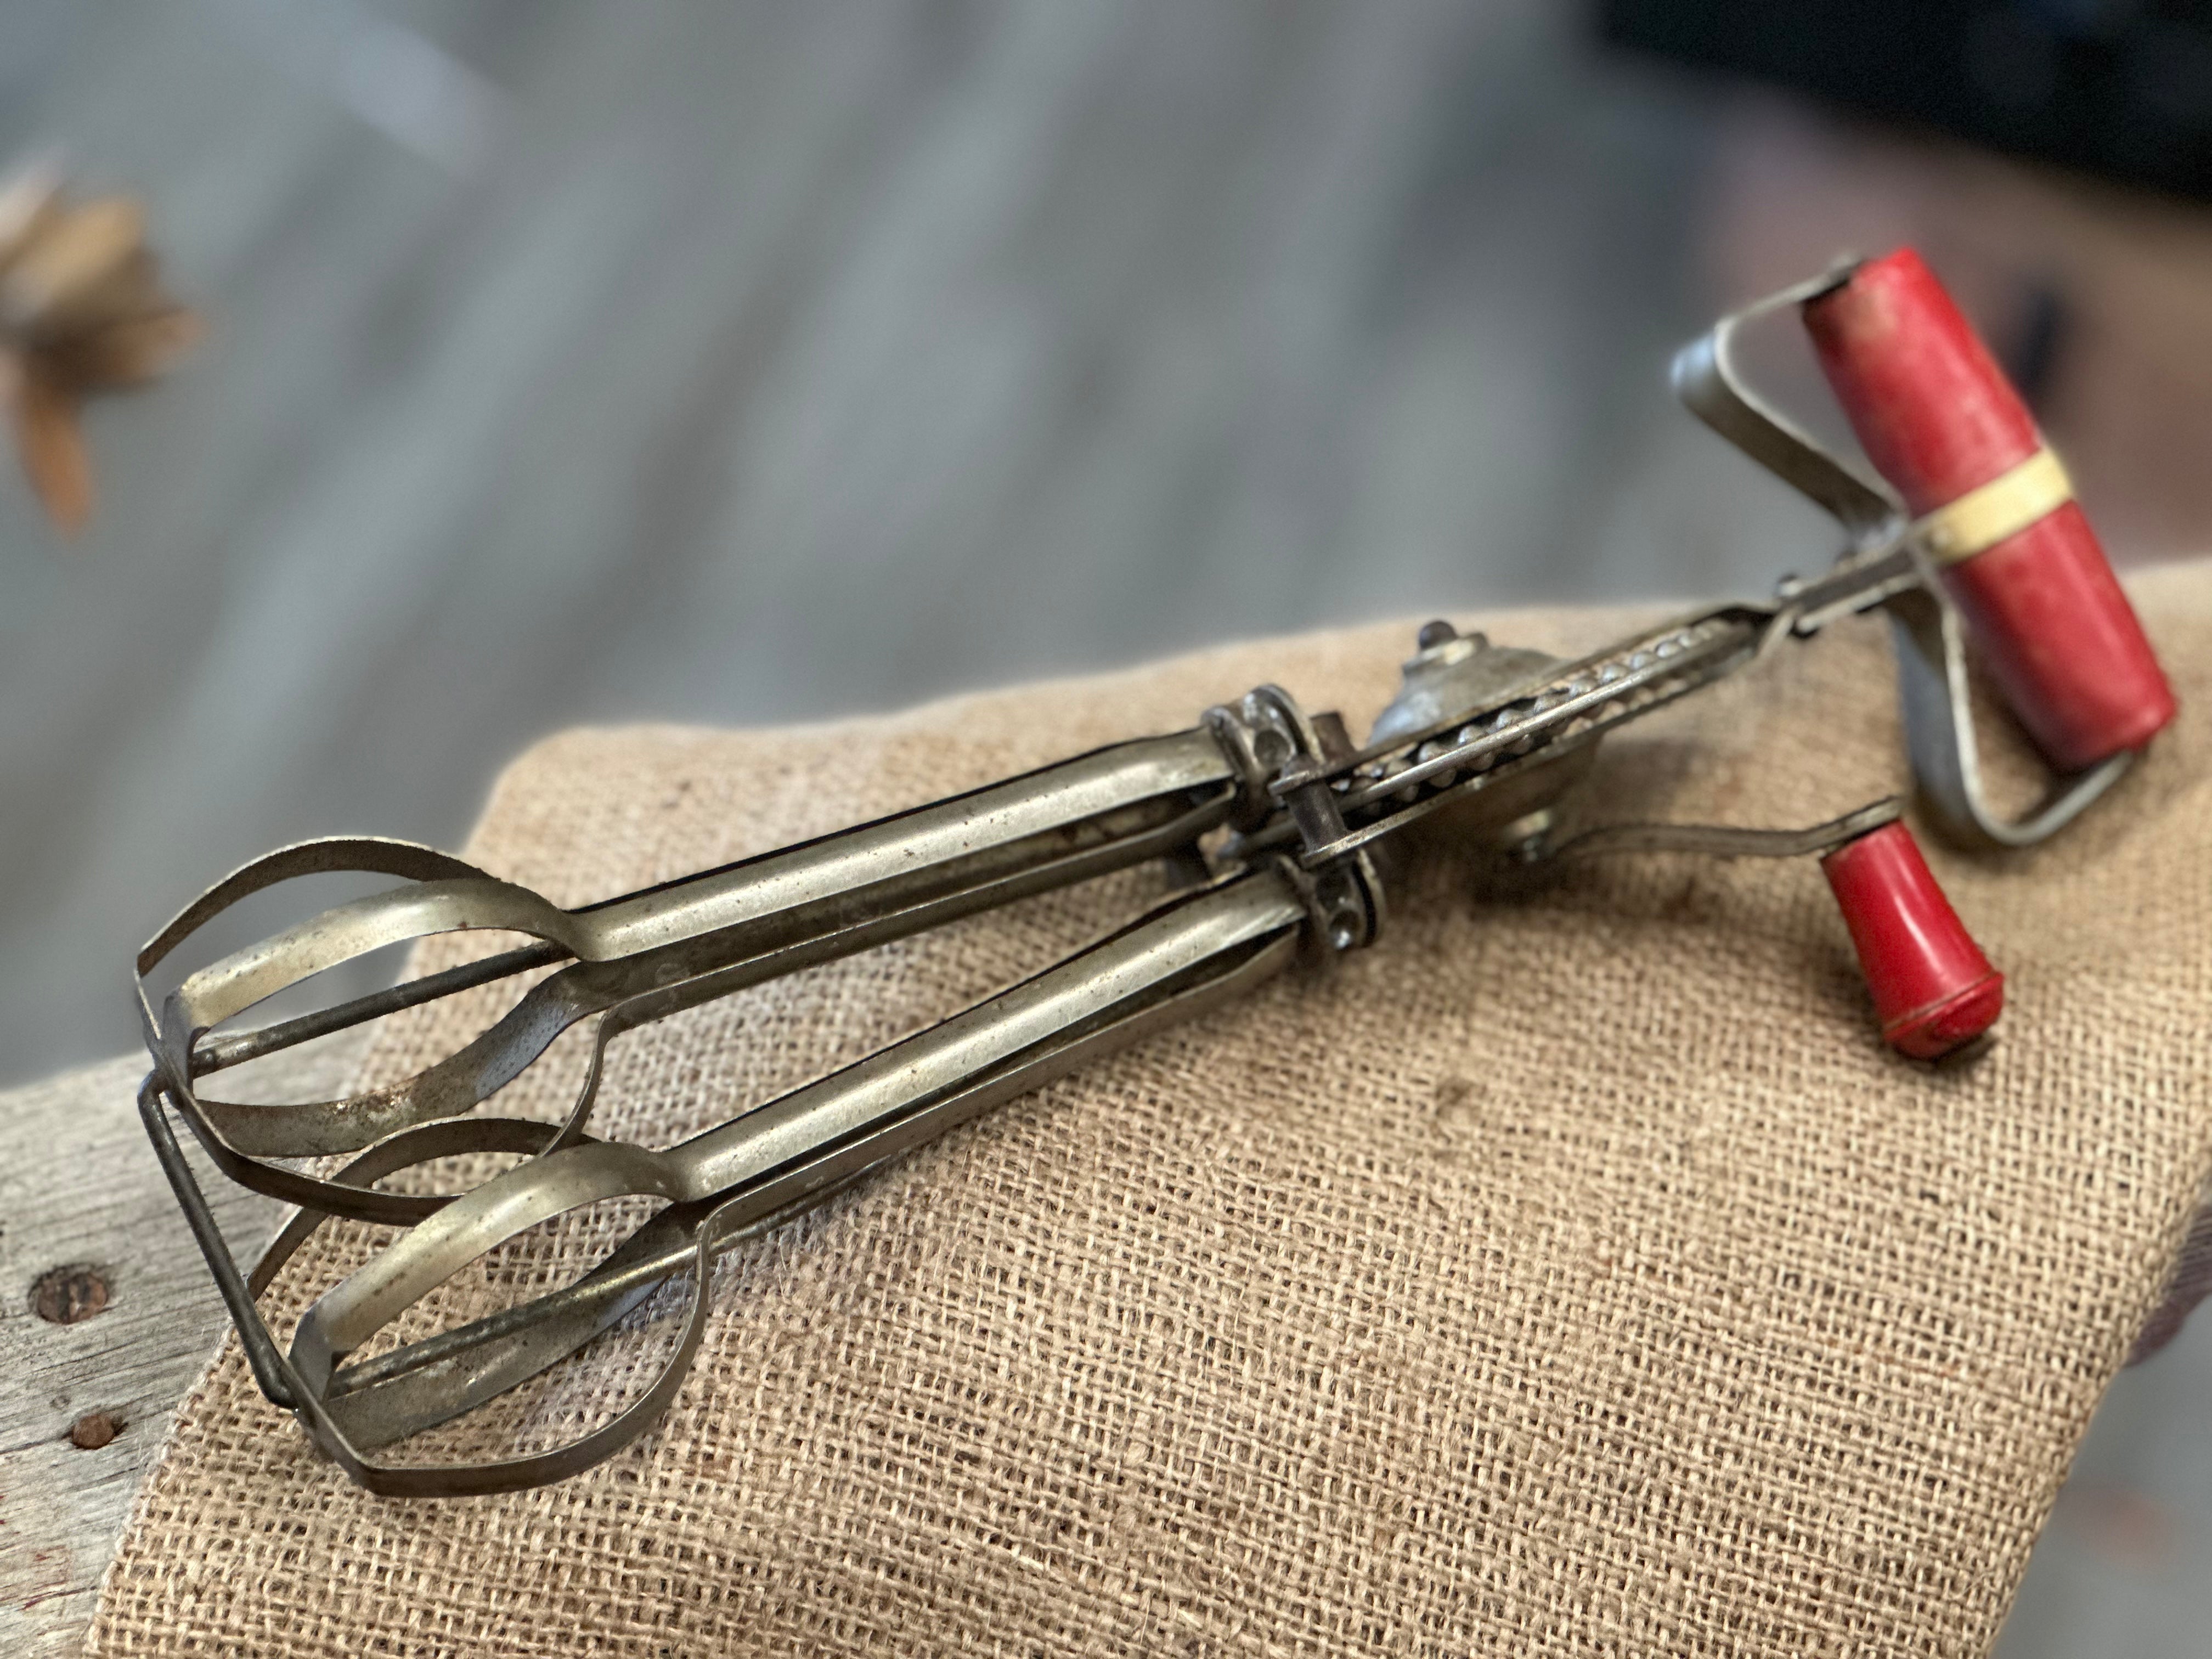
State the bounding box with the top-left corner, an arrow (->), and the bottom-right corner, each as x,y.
1671,264 -> 2135,850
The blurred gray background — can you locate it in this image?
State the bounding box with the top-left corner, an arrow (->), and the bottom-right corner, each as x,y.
2,5 -> 2209,1650
0,0 -> 1869,1086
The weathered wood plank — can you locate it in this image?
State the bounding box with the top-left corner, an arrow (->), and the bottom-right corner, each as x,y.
0,1037 -> 362,1658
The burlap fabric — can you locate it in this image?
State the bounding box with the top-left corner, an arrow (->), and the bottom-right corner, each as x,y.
94,567 -> 2211,1657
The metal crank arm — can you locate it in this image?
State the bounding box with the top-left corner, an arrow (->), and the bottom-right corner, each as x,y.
1547,799 -> 1903,862
180,865 -> 1310,1495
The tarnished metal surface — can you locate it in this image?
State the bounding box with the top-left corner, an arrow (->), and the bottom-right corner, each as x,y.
138,731 -> 1237,1223
1669,259 -> 1899,551
128,264 -> 2169,1495
1885,585 -> 2138,849
1549,798 -> 1904,863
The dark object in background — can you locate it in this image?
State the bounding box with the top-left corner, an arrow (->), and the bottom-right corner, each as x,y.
1602,0 -> 2212,202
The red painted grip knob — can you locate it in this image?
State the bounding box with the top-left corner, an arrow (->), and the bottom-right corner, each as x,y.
1820,820 -> 2004,1060
1802,249 -> 2176,772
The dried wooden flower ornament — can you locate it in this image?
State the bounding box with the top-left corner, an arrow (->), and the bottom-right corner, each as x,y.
0,161 -> 199,534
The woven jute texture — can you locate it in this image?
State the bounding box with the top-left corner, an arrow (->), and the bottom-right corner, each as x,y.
95,567 -> 2212,1657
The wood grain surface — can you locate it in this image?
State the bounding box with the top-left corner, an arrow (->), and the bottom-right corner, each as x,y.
0,1037 -> 362,1658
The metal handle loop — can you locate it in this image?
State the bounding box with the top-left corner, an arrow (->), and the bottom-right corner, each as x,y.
1669,262 -> 1902,550
1882,583 -> 2136,849
1675,264 -> 2132,851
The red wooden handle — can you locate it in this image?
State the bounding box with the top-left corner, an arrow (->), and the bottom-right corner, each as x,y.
1802,249 -> 2176,773
1821,820 -> 2003,1060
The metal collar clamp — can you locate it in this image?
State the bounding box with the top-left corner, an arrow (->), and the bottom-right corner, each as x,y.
1207,685 -> 1386,957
